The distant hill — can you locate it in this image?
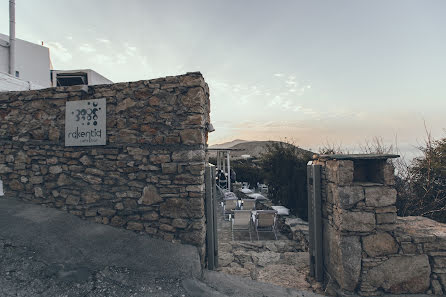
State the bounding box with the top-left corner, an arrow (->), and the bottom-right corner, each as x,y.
209,139 -> 248,149
209,140 -> 313,159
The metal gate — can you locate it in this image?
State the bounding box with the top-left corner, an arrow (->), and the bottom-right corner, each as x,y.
205,164 -> 218,269
307,162 -> 323,281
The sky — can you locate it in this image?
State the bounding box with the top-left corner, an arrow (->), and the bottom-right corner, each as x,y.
1,0 -> 445,158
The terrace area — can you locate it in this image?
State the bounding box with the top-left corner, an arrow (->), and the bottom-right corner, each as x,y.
214,186 -> 322,293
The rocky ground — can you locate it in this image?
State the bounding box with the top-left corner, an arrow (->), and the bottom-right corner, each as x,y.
216,201 -> 324,294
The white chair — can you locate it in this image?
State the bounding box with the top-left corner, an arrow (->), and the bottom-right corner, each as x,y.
241,199 -> 256,210
232,210 -> 252,241
254,210 -> 278,240
223,198 -> 238,220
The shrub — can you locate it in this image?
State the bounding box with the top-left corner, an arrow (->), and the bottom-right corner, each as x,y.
396,133 -> 446,223
230,159 -> 264,187
260,141 -> 312,220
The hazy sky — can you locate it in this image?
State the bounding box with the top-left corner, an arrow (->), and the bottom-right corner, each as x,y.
1,0 -> 445,157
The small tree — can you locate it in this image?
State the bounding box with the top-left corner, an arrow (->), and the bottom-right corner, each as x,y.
396,133 -> 446,223
231,159 -> 264,187
260,141 -> 312,220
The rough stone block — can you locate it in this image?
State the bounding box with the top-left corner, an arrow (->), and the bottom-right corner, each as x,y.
400,242 -> 417,254
182,87 -> 206,107
376,212 -> 396,224
138,185 -> 162,205
159,223 -> 175,232
116,98 -> 136,112
431,279 -> 443,295
150,154 -> 171,164
161,163 -> 177,174
362,255 -> 431,294
85,209 -> 98,217
81,191 -> 100,203
439,274 -> 446,291
9,180 -> 24,191
334,208 -> 375,232
160,198 -> 189,218
433,256 -> 446,268
174,174 -> 203,185
66,195 -> 80,205
323,223 -> 362,291
365,186 -> 397,207
326,160 -> 354,185
332,185 -> 364,209
142,212 -> 159,221
172,218 -> 188,229
424,241 -> 446,252
363,232 -> 399,257
180,129 -> 204,145
49,165 -> 63,174
0,164 -> 12,174
171,150 -> 205,162
127,222 -> 144,231
30,176 -> 43,184
110,216 -> 126,226
34,187 -> 43,198
383,162 -> 395,185
219,252 -> 234,267
98,208 -> 116,217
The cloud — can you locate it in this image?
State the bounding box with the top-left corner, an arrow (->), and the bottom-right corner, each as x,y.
97,38 -> 110,43
274,73 -> 284,77
285,75 -> 298,87
79,43 -> 96,53
46,41 -> 72,63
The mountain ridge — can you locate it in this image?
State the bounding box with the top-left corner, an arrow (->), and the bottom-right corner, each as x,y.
209,140 -> 313,159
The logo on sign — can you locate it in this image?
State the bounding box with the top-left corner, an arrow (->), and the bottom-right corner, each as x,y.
65,98 -> 106,146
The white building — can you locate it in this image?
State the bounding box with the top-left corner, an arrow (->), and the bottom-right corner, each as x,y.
0,33 -> 51,89
0,33 -> 112,91
51,69 -> 112,87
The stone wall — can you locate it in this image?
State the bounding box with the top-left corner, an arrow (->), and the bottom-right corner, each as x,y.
0,73 -> 210,254
315,155 -> 446,295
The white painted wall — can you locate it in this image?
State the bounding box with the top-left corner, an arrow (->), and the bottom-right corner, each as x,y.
0,72 -> 43,91
0,41 -> 10,74
86,69 -> 113,85
0,33 -> 51,88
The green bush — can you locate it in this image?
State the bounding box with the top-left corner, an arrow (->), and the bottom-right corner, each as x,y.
396,135 -> 446,223
230,159 -> 264,187
260,141 -> 312,220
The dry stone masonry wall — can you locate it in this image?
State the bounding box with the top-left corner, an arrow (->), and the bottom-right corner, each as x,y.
315,155 -> 446,296
0,73 -> 210,254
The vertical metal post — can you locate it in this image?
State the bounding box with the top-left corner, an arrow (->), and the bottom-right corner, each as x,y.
205,164 -> 215,269
227,151 -> 231,192
307,163 -> 315,277
313,165 -> 323,281
211,165 -> 218,268
307,162 -> 323,282
222,152 -> 226,175
9,0 -> 16,76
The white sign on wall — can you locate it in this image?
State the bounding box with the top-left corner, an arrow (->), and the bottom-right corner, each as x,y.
65,98 -> 106,146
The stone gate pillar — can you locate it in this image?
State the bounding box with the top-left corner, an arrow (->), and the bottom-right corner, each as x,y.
314,154 -> 399,293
